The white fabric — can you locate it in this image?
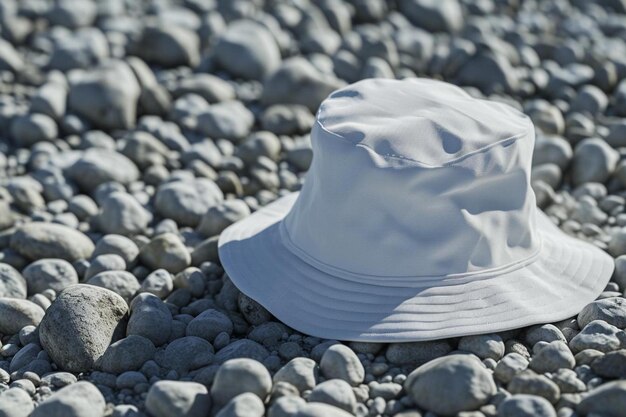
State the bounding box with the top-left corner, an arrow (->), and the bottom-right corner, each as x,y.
218,78 -> 614,342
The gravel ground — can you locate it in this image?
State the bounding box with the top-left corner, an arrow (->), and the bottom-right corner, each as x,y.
0,0 -> 626,416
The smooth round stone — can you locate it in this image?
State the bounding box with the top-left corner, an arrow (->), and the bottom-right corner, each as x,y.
155,179 -> 223,227
590,349 -> 626,378
569,320 -> 622,353
507,370 -> 560,403
498,394 -> 556,417
39,284 -> 128,372
211,358 -> 272,408
160,336 -> 214,374
308,379 -> 356,413
84,254 -> 126,280
260,105 -> 314,135
273,357 -> 318,393
172,73 -> 235,103
139,233 -> 191,274
268,396 -> 306,417
577,297 -> 626,329
0,262 -> 27,298
213,19 -> 281,81
10,222 -> 95,262
576,380 -> 626,416
197,200 -> 251,237
404,354 -> 496,415
196,101 -> 255,143
571,138 -> 619,186
10,113 -> 58,147
320,344 -> 364,386
0,387 -> 34,417
495,353 -> 529,384
86,270 -> 140,303
398,0 -> 463,32
529,341 -> 575,373
0,298 -> 45,335
570,85 -> 608,115
97,192 -> 151,236
66,149 -> 140,191
524,324 -> 567,346
216,392 -> 265,417
186,309 -> 233,343
458,334 -> 505,360
22,258 -> 78,295
532,136 -> 572,171
96,335 -> 156,374
92,234 -> 139,266
145,381 -> 211,417
30,381 -> 105,417
127,293 -> 172,346
139,268 -> 174,299
132,24 -> 200,68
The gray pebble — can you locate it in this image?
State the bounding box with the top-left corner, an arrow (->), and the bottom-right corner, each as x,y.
320,344 -> 364,386
458,334 -> 505,360
0,387 -> 34,417
0,262 -> 27,298
571,138 -> 619,186
86,270 -> 140,303
10,113 -> 58,147
211,358 -> 272,408
273,357 -> 318,393
497,394 -> 556,417
0,298 -> 45,335
308,379 -> 356,413
216,392 -> 265,417
85,254 -> 126,280
155,178 -> 223,227
398,0 -> 463,32
529,341 -> 575,374
238,293 -> 272,325
96,335 -> 155,374
186,309 -> 233,343
127,293 -> 172,346
495,353 -> 529,384
66,149 -> 139,191
92,234 -> 139,266
160,336 -> 214,374
385,340 -> 452,365
97,192 -> 151,236
31,381 -> 105,417
22,258 -> 78,295
31,81 -> 67,120
139,268 -> 173,298
508,370 -> 560,404
569,320 -> 622,353
576,380 -> 626,416
132,24 -> 200,68
197,101 -> 255,143
10,222 -> 94,262
139,233 -> 190,274
404,354 -> 496,415
268,396 -> 306,417
198,199 -> 251,237
577,297 -> 626,329
39,284 -> 128,372
145,380 -> 210,417
590,349 -> 626,378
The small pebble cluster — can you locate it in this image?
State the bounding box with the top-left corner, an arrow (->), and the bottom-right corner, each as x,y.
1,0 -> 626,417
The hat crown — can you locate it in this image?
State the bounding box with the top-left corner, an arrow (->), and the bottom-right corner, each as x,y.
283,78 -> 539,278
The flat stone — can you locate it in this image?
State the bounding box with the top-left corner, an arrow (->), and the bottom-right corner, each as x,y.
458,334 -> 505,360
66,149 -> 140,191
160,336 -> 214,374
10,222 -> 94,262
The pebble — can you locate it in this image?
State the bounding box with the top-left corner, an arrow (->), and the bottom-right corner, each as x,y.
398,0 -> 463,32
86,270 -> 140,303
85,254 -> 126,280
155,178 -> 223,227
67,60 -> 140,130
39,284 -> 128,372
198,199 -> 251,237
260,105 -> 314,135
0,298 -> 45,335
308,379 -> 356,413
0,262 -> 27,298
213,20 -> 281,81
172,74 -> 235,103
96,192 -> 151,236
577,297 -> 626,329
139,233 -> 191,274
92,234 -> 139,266
273,357 -> 318,393
216,392 -> 265,417
495,353 -> 530,384
186,309 -> 233,343
571,138 -> 619,186
529,342 -> 575,374
385,340 -> 452,365
590,349 -> 626,378
238,293 -> 272,325
525,324 -> 567,346
458,334 -> 505,360
30,381 -> 105,417
404,354 -> 496,415
145,381 -> 211,417
10,113 -> 58,147
196,101 -> 255,143
96,335 -> 155,374
293,402 -> 354,417
22,258 -> 78,295
139,268 -> 174,298
10,222 -> 94,262
497,394 -> 556,417
66,149 -> 139,191
211,358 -> 272,408
133,24 -> 200,68
320,344 -> 365,386
268,396 -> 306,417
0,388 -> 34,417
507,370 -> 560,404
569,320 -> 622,353
576,380 -> 626,416
127,293 -> 172,346
159,336 -> 214,374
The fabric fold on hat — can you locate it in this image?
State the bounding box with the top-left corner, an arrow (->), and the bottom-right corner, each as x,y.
218,78 -> 614,342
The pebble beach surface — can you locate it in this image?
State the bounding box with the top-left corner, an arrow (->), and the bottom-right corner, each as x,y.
1,0 -> 626,416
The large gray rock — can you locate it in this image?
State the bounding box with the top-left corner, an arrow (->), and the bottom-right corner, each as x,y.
39,285 -> 129,372
10,222 -> 95,262
211,358 -> 272,408
30,381 -> 105,417
262,57 -> 344,112
22,258 -> 79,295
155,178 -> 224,227
67,60 -> 140,130
0,263 -> 27,298
145,381 -> 211,417
66,149 -> 140,191
0,298 -> 45,335
0,38 -> 23,73
213,20 -> 281,80
404,354 -> 497,416
198,199 -> 251,237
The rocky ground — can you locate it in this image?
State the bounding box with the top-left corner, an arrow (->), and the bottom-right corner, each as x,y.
0,0 -> 626,416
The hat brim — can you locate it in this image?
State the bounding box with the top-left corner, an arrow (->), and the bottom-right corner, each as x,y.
218,192 -> 614,342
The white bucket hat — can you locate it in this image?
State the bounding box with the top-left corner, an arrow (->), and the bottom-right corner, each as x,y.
218,78 -> 614,342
